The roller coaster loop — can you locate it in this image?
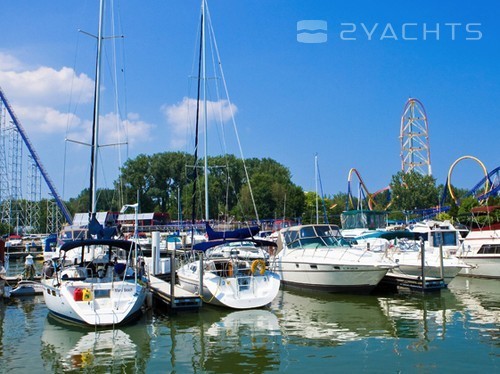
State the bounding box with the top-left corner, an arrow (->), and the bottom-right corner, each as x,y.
447,155 -> 489,205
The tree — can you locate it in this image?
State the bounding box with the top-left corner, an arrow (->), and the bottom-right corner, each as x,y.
390,171 -> 439,217
67,151 -> 304,224
0,222 -> 13,236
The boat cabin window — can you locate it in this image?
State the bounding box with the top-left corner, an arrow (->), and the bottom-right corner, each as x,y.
314,225 -> 340,238
61,229 -> 88,242
478,244 -> 500,254
283,231 -> 298,245
432,231 -> 457,247
299,226 -> 316,238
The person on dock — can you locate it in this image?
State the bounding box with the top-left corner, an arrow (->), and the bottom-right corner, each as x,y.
22,254 -> 36,280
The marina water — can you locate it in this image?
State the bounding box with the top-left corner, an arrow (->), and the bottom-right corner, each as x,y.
1,260 -> 498,373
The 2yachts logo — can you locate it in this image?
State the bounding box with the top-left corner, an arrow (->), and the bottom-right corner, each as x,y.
297,20 -> 328,43
297,20 -> 483,43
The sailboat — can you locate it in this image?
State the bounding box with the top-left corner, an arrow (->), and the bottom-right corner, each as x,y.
41,0 -> 148,326
176,0 -> 281,309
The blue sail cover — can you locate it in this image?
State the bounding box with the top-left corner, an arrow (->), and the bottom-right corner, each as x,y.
88,214 -> 117,239
205,222 -> 260,240
193,237 -> 277,252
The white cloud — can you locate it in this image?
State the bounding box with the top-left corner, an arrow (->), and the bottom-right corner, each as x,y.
14,105 -> 81,134
0,61 -> 94,107
63,112 -> 154,153
0,52 -> 153,148
100,112 -> 154,147
0,53 -> 24,71
161,96 -> 238,149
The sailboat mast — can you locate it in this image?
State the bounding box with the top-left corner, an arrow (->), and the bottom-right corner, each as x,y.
315,154 -> 319,224
89,0 -> 105,217
202,0 -> 209,222
191,4 -> 204,227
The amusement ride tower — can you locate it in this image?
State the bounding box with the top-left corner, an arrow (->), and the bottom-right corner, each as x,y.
400,98 -> 432,176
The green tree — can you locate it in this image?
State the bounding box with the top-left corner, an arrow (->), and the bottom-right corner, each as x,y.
390,171 -> 440,217
0,222 -> 13,236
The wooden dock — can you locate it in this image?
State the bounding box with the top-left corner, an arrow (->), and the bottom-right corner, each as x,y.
379,272 -> 446,292
148,274 -> 202,310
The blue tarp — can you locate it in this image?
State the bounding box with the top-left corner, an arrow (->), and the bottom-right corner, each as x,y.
193,238 -> 277,252
205,222 -> 260,241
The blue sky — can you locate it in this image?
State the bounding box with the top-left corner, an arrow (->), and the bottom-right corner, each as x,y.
0,0 -> 498,202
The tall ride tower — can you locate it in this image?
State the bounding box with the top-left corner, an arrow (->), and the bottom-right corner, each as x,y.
400,98 -> 432,176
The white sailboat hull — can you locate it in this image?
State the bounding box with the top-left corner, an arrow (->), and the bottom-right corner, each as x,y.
42,277 -> 146,326
177,265 -> 280,309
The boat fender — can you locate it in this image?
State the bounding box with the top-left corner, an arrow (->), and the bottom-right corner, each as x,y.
74,288 -> 83,301
82,288 -> 92,301
250,259 -> 266,275
226,262 -> 234,277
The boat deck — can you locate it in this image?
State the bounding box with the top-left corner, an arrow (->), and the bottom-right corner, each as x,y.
148,274 -> 202,310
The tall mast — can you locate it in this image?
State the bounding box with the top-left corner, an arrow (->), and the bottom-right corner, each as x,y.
191,3 -> 204,226
202,0 -> 209,222
315,154 -> 319,224
89,0 -> 105,218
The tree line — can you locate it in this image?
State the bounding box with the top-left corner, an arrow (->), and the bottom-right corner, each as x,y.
2,152 -> 497,235
65,152 -> 498,228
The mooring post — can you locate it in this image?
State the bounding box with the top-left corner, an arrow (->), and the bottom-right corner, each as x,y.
198,252 -> 203,296
420,238 -> 426,290
439,243 -> 444,281
170,248 -> 175,307
152,231 -> 160,275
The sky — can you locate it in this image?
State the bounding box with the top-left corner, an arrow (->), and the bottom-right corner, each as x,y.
0,0 -> 499,204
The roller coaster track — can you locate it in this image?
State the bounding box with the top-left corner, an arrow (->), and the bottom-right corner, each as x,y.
476,166 -> 500,199
443,155 -> 498,205
0,86 -> 73,225
346,168 -> 391,211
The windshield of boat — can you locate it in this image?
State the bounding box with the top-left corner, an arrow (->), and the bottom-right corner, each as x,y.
284,225 -> 350,249
60,229 -> 88,243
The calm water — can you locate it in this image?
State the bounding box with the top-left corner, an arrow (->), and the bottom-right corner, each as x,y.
1,260 -> 499,373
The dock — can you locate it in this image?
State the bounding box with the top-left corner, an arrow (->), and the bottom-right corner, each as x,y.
148,274 -> 202,310
378,272 -> 446,292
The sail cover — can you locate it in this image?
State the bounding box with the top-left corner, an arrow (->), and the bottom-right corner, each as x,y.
205,222 -> 260,240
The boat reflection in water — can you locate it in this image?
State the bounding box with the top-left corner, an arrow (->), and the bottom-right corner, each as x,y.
377,277 -> 500,353
449,277 -> 500,336
377,288 -> 463,351
3,277 -> 500,372
200,308 -> 281,372
271,288 -> 397,345
205,308 -> 280,338
40,314 -> 151,372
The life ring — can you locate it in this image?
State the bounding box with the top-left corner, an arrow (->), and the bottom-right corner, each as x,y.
250,259 -> 266,275
226,261 -> 234,277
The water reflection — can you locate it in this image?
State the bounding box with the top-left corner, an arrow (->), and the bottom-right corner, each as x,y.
2,277 -> 499,372
271,288 -> 396,345
40,314 -> 151,372
449,277 -> 500,342
378,288 -> 462,339
151,306 -> 282,373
